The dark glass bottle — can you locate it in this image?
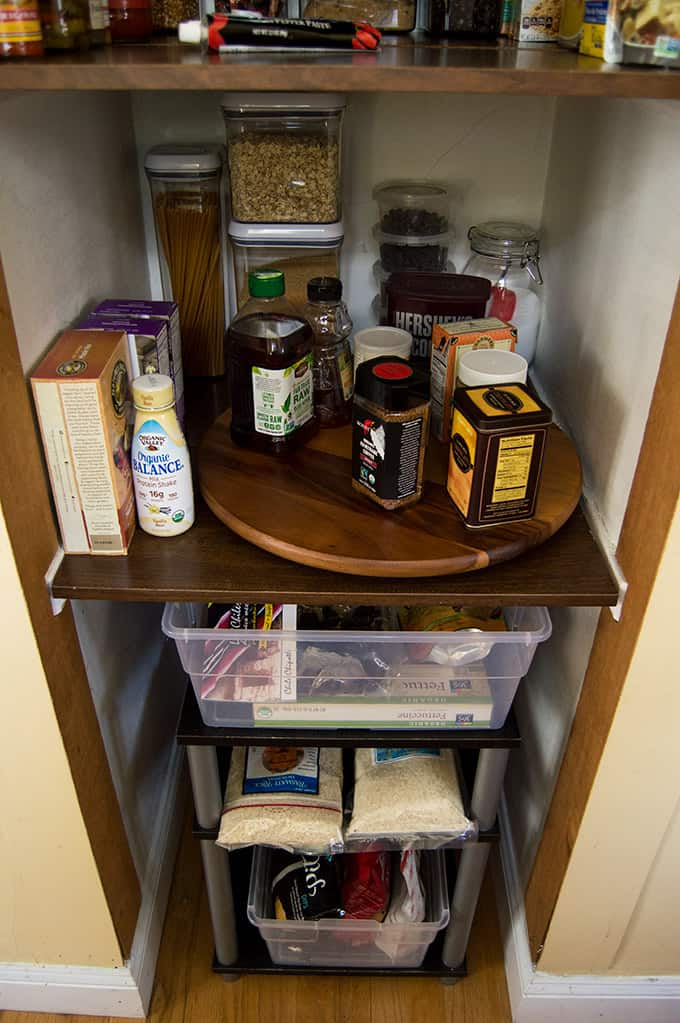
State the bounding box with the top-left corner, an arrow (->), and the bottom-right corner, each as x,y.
39,0 -> 91,49
108,0 -> 151,41
303,276 -> 354,428
228,270 -> 317,456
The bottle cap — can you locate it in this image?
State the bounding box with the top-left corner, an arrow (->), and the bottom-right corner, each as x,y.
248,269 -> 285,298
354,356 -> 414,412
178,20 -> 202,44
132,374 -> 175,411
307,276 -> 342,303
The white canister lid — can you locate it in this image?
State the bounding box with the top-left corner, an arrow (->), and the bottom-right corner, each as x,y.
144,145 -> 224,174
228,220 -> 344,246
458,349 -> 528,387
221,92 -> 346,113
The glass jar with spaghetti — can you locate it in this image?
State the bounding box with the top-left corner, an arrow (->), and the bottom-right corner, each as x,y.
145,145 -> 227,378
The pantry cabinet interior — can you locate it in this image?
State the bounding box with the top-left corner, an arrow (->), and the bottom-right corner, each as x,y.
0,72 -> 678,980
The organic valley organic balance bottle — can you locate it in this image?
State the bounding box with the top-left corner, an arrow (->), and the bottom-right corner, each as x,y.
131,374 -> 194,537
228,269 -> 317,455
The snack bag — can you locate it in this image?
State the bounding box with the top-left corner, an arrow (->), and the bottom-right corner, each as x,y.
604,0 -> 680,64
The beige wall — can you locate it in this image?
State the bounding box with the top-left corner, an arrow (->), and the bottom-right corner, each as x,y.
0,505 -> 122,966
540,497 -> 680,975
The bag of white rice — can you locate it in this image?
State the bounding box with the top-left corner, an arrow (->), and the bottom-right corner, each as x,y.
216,746 -> 343,854
345,748 -> 475,846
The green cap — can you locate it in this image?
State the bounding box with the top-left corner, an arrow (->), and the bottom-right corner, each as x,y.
248,269 -> 285,298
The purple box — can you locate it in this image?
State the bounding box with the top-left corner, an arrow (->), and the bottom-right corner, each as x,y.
94,301 -> 184,424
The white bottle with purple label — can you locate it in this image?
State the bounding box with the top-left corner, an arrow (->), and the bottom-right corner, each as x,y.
131,374 -> 194,537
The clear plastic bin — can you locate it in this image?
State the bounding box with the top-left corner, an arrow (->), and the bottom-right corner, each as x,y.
374,226 -> 454,274
162,603 -> 551,729
222,92 -> 345,224
374,182 -> 450,235
228,221 -> 344,316
247,846 -> 449,967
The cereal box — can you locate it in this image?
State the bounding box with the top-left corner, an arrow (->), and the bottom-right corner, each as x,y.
430,318 -> 517,443
32,330 -> 136,555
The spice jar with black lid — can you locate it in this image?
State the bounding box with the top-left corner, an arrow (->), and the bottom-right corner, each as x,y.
352,356 -> 430,511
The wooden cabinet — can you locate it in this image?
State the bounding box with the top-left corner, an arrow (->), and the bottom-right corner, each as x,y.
0,39 -> 677,971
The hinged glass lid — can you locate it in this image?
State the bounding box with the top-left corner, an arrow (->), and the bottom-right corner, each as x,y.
468,221 -> 543,284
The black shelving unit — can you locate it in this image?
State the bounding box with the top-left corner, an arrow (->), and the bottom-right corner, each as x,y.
176,684 -> 518,981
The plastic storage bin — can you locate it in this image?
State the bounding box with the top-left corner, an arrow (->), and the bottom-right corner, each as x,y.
301,0 -> 416,32
375,226 -> 454,274
228,221 -> 344,315
222,92 -> 345,224
248,846 -> 449,967
162,602 -> 552,729
374,182 -> 450,235
425,0 -> 501,37
145,145 -> 228,377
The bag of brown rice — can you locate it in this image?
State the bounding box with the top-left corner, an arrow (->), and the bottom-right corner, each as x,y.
216,746 -> 343,854
345,748 -> 475,847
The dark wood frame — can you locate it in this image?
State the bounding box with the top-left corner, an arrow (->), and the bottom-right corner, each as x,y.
525,282 -> 680,960
0,256 -> 141,957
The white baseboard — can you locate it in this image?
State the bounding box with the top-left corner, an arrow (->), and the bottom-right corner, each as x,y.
496,793 -> 680,1023
0,746 -> 186,1018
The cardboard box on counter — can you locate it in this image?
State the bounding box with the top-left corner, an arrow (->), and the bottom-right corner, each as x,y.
31,330 -> 136,555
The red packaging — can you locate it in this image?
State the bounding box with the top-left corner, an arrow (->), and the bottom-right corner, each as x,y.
342,852 -> 391,921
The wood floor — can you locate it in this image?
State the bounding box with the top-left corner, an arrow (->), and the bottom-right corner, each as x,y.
0,822 -> 512,1023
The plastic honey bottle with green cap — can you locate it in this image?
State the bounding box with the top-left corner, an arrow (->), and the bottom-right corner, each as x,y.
131,374 -> 194,537
228,269 -> 317,455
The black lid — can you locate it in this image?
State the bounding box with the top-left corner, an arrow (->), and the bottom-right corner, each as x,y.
307,276 -> 342,303
354,356 -> 414,412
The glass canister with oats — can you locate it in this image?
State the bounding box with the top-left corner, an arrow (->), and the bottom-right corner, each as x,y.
222,92 -> 346,225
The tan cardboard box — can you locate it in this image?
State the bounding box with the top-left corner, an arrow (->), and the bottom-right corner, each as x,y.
32,329 -> 136,555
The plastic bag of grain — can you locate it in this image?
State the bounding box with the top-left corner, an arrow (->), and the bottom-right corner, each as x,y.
216,746 -> 344,854
345,748 -> 476,847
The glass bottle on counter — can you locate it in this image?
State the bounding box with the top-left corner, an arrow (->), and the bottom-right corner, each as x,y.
0,0 -> 44,56
303,276 -> 353,428
463,222 -> 543,365
39,0 -> 91,48
108,0 -> 151,40
88,0 -> 111,43
228,270 -> 318,456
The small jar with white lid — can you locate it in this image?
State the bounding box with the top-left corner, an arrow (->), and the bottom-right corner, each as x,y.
221,92 -> 345,224
131,374 -> 194,537
145,144 -> 227,377
463,222 -> 543,366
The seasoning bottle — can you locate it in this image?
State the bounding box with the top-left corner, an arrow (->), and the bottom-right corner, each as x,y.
87,0 -> 111,44
352,356 -> 430,511
39,0 -> 91,48
108,0 -> 151,41
131,374 -> 195,537
228,270 -> 317,456
0,0 -> 44,55
303,276 -> 353,429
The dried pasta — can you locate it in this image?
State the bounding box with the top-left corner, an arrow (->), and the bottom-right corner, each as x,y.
153,190 -> 225,377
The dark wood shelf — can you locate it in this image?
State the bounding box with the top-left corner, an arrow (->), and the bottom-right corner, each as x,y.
1,37 -> 679,98
52,495 -> 618,605
175,682 -> 522,748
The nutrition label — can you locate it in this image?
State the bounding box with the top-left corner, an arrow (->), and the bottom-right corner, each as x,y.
492,433 -> 535,503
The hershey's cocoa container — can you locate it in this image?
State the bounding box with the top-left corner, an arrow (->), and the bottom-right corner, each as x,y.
385,272 -> 491,364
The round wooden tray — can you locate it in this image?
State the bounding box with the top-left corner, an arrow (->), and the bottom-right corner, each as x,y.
198,413 -> 582,578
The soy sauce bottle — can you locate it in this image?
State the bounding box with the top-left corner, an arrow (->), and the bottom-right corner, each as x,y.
228,270 -> 317,456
